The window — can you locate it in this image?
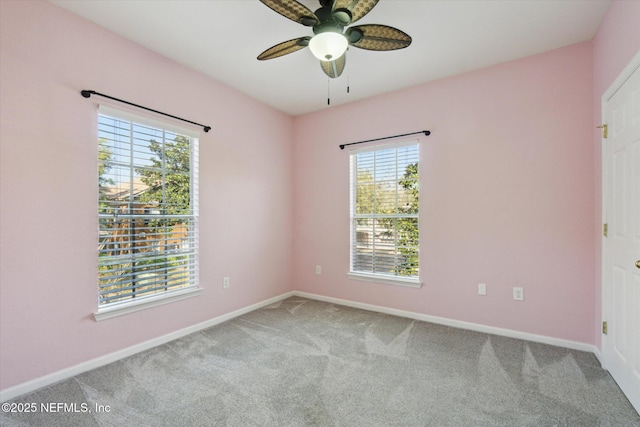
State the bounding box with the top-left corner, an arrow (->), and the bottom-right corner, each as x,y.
96,106 -> 200,319
349,142 -> 420,287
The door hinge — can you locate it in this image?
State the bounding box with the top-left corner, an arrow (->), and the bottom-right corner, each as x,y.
597,124 -> 608,139
603,223 -> 608,237
602,321 -> 608,335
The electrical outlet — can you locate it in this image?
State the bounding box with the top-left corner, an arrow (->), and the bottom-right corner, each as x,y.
315,265 -> 322,275
513,287 -> 524,301
478,283 -> 487,296
223,277 -> 230,289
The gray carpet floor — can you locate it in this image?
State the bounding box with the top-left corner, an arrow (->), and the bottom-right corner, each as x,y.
1,297 -> 639,426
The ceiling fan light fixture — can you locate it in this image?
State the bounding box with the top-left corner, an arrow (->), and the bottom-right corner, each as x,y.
308,32 -> 348,61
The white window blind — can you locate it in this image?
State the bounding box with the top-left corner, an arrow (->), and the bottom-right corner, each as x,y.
350,142 -> 419,281
97,107 -> 199,307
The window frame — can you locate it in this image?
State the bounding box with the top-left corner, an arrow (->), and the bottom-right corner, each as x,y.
348,140 -> 422,288
94,106 -> 202,321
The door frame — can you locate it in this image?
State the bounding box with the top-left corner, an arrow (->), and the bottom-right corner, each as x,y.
600,49 -> 640,368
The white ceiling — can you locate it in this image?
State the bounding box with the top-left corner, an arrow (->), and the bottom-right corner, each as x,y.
50,0 -> 611,116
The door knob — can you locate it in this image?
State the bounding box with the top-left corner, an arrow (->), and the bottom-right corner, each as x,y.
636,260 -> 640,269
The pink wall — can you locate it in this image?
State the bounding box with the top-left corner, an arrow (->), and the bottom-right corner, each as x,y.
591,0 -> 640,349
292,42 -> 596,344
0,0 -> 293,390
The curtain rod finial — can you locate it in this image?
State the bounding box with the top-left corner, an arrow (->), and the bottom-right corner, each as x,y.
423,130 -> 431,136
81,90 -> 93,98
204,126 -> 211,133
339,145 -> 345,150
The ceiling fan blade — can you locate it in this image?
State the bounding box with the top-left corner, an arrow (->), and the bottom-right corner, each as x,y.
258,37 -> 311,60
332,0 -> 379,23
348,24 -> 412,51
320,54 -> 346,78
260,0 -> 319,26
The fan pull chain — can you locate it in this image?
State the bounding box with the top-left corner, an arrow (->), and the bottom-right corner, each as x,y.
347,48 -> 350,94
327,77 -> 331,106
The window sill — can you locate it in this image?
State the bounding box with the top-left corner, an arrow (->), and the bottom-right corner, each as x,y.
347,272 -> 422,288
93,287 -> 203,321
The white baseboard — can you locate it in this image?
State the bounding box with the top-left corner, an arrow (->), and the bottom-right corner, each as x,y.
2,289 -> 599,402
293,291 -> 599,355
592,346 -> 603,365
0,291 -> 295,403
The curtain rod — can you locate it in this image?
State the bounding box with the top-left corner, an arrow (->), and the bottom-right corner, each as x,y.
81,90 -> 211,133
339,130 -> 430,150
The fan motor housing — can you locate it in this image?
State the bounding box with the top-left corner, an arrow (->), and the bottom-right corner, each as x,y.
312,4 -> 351,36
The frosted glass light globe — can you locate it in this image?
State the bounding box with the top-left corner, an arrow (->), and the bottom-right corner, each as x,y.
309,32 -> 348,61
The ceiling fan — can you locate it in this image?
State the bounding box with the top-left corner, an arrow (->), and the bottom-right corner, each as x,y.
258,0 -> 412,78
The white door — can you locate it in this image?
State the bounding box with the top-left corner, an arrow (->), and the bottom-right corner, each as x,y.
602,50 -> 640,414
